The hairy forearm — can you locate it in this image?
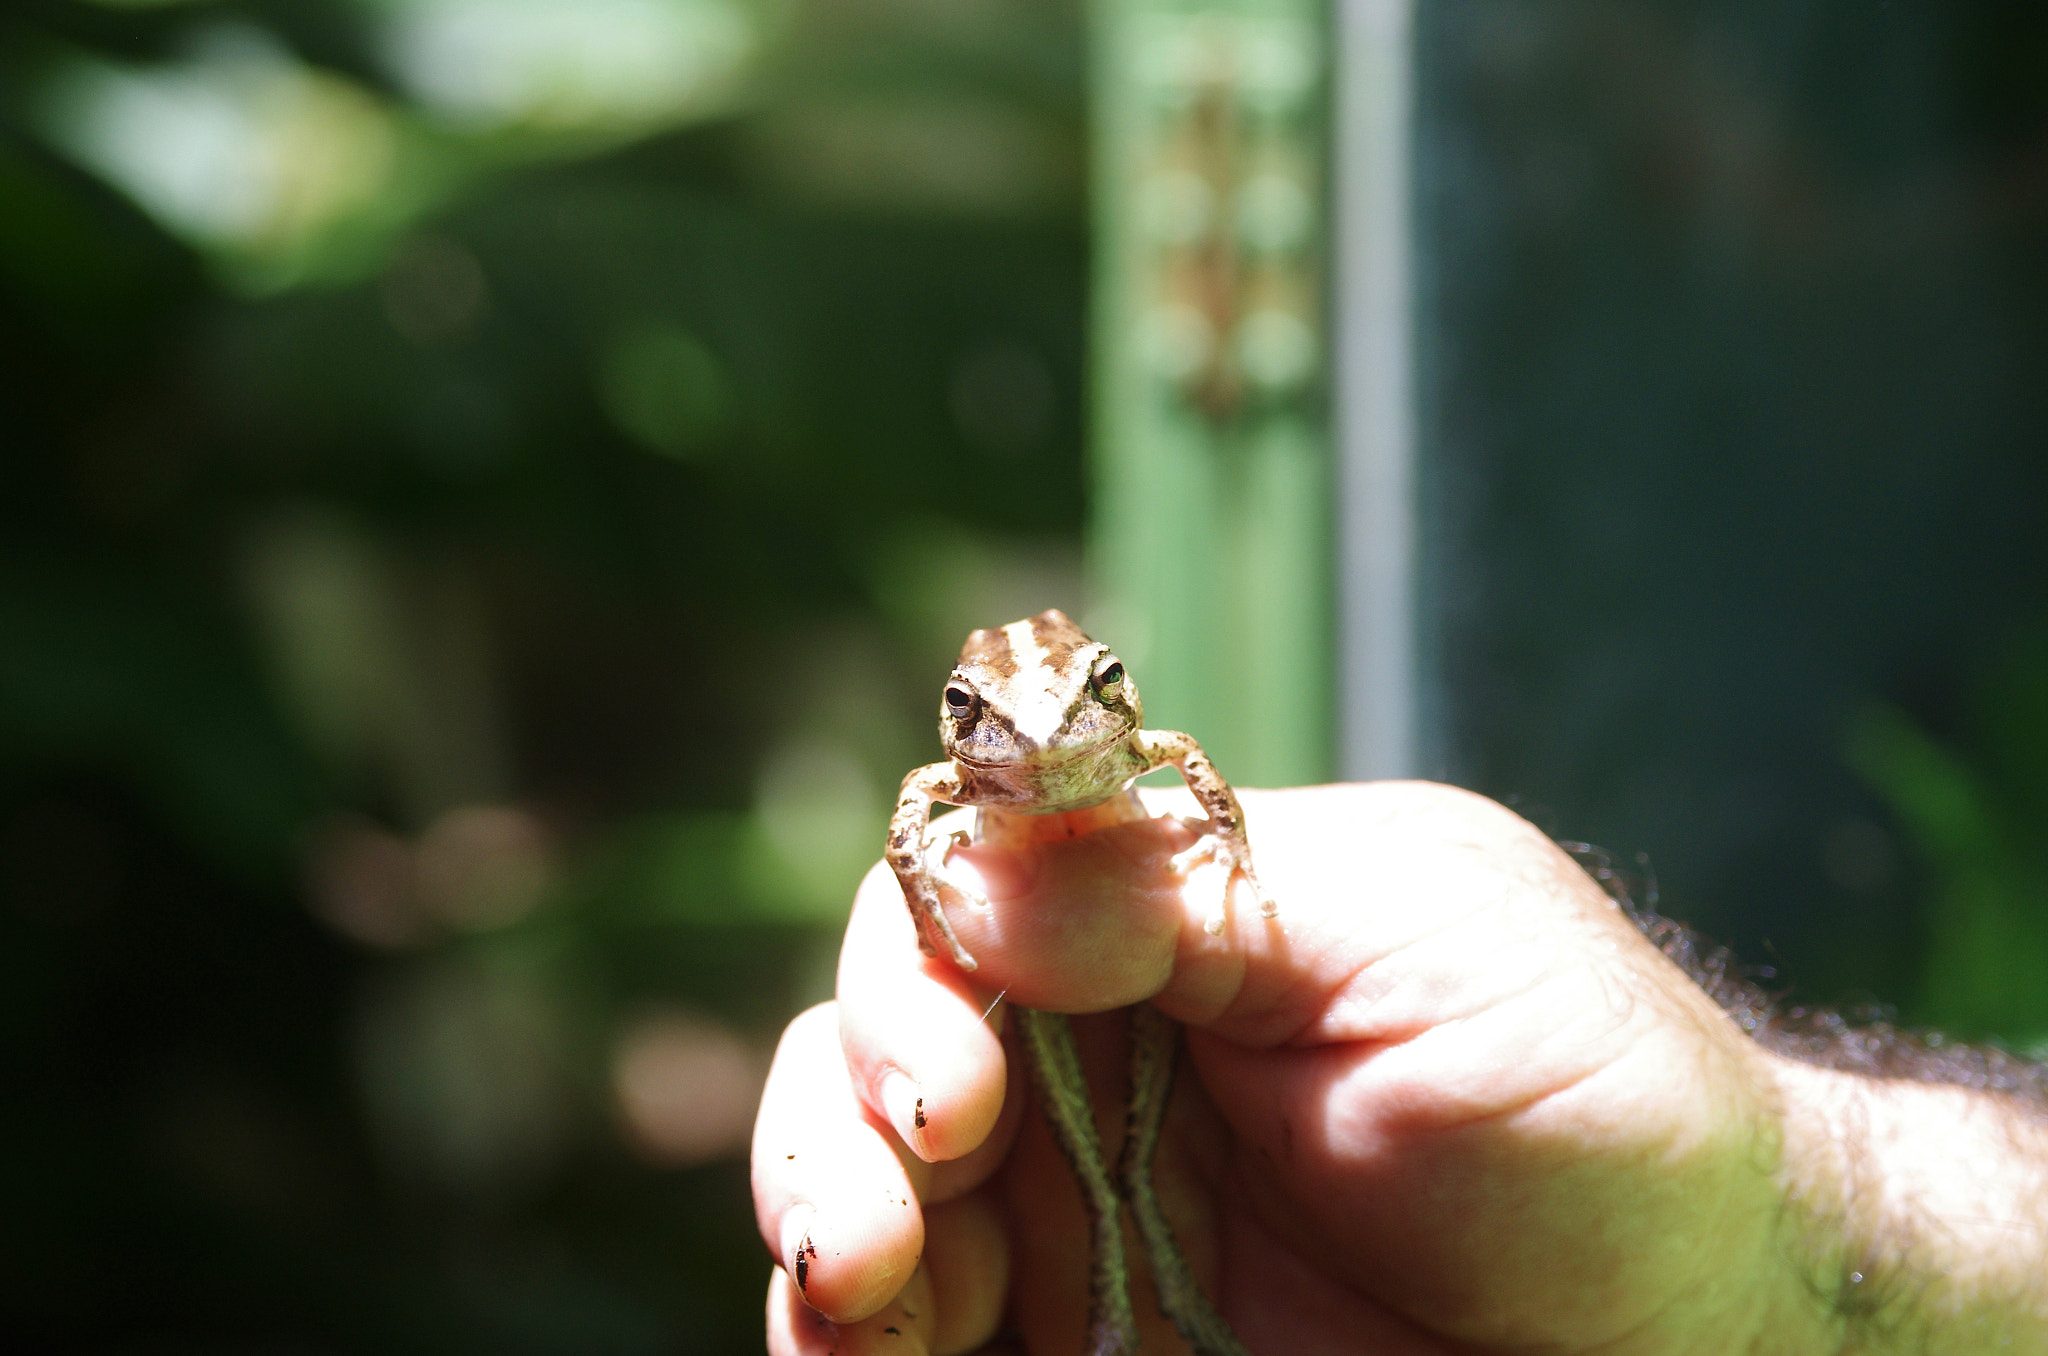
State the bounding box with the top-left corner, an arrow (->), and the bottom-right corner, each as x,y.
1770,1055 -> 2048,1354
1612,881 -> 2048,1352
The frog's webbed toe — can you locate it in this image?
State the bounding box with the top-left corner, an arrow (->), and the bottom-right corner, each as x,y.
908,875 -> 978,970
1168,825 -> 1277,935
1241,863 -> 1279,921
1166,833 -> 1232,936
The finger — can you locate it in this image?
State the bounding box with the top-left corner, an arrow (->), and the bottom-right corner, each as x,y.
753,1003 -> 927,1323
837,848 -> 1013,1167
1145,781 -> 1637,1050
923,816 -> 1192,1012
922,1029 -> 1028,1206
863,787 -> 1305,1023
763,1192 -> 1013,1356
768,1258 -> 937,1356
922,1189 -> 1010,1356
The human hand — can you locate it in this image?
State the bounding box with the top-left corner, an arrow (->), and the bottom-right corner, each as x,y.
747,782 -> 1883,1354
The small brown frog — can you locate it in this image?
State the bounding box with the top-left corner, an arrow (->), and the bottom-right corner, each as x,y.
888,609 -> 1274,1356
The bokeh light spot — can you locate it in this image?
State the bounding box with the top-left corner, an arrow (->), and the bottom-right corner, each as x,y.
596,322 -> 733,457
611,1010 -> 761,1166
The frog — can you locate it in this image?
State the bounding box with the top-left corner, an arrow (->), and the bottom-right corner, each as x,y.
887,608 -> 1275,1356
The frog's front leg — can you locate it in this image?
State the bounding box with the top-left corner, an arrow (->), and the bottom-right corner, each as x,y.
1130,729 -> 1278,935
888,762 -> 977,970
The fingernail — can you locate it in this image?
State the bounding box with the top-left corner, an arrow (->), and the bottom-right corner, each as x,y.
781,1202 -> 818,1295
881,1071 -> 928,1156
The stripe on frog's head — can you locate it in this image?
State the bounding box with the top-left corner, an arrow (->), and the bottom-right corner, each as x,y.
1028,609 -> 1089,672
998,611 -> 1094,745
958,624 -> 1017,680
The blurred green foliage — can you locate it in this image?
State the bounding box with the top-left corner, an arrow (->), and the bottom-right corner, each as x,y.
3,0 -> 1086,1349
1851,629 -> 2048,1052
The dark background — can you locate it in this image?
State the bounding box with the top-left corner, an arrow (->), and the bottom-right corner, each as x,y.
1420,0 -> 2048,1033
2,0 -> 2043,1350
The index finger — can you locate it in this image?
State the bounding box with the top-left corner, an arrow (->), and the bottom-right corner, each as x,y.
835,816 -> 1017,1172
833,793 -> 1238,1169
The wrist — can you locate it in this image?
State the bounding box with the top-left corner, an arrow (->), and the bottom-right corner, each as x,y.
1766,1053 -> 2048,1354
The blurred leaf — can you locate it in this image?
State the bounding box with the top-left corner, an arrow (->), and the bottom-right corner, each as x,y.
1847,705 -> 1994,865
1849,630 -> 2048,1044
0,0 -> 1081,1348
27,3 -> 780,292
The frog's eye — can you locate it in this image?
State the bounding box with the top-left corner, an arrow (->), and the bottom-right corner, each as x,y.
1092,659 -> 1126,700
944,684 -> 976,718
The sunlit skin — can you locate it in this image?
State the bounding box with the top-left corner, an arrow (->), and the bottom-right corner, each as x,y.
751,782 -> 2048,1356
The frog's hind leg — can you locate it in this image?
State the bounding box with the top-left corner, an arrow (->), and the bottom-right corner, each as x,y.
1014,1007 -> 1139,1356
1122,1004 -> 1251,1356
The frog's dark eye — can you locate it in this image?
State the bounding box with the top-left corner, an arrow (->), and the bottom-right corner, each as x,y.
1092,660 -> 1125,700
944,684 -> 976,718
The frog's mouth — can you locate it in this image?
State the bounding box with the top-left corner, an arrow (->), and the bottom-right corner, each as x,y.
953,749 -> 1079,770
952,728 -> 1130,770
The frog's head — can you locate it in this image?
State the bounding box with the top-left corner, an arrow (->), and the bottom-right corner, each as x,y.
939,609 -> 1141,772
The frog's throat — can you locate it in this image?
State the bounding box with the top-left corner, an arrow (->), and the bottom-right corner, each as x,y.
974,789 -> 1150,849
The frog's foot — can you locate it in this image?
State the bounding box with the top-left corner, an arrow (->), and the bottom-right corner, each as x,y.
1168,824 -> 1278,935
914,828 -> 994,967
907,828 -> 981,971
911,883 -> 978,970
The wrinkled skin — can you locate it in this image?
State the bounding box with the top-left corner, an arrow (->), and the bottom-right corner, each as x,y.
752,783 -> 1827,1356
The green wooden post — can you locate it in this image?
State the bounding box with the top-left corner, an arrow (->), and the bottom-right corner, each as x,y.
1088,0 -> 1333,788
